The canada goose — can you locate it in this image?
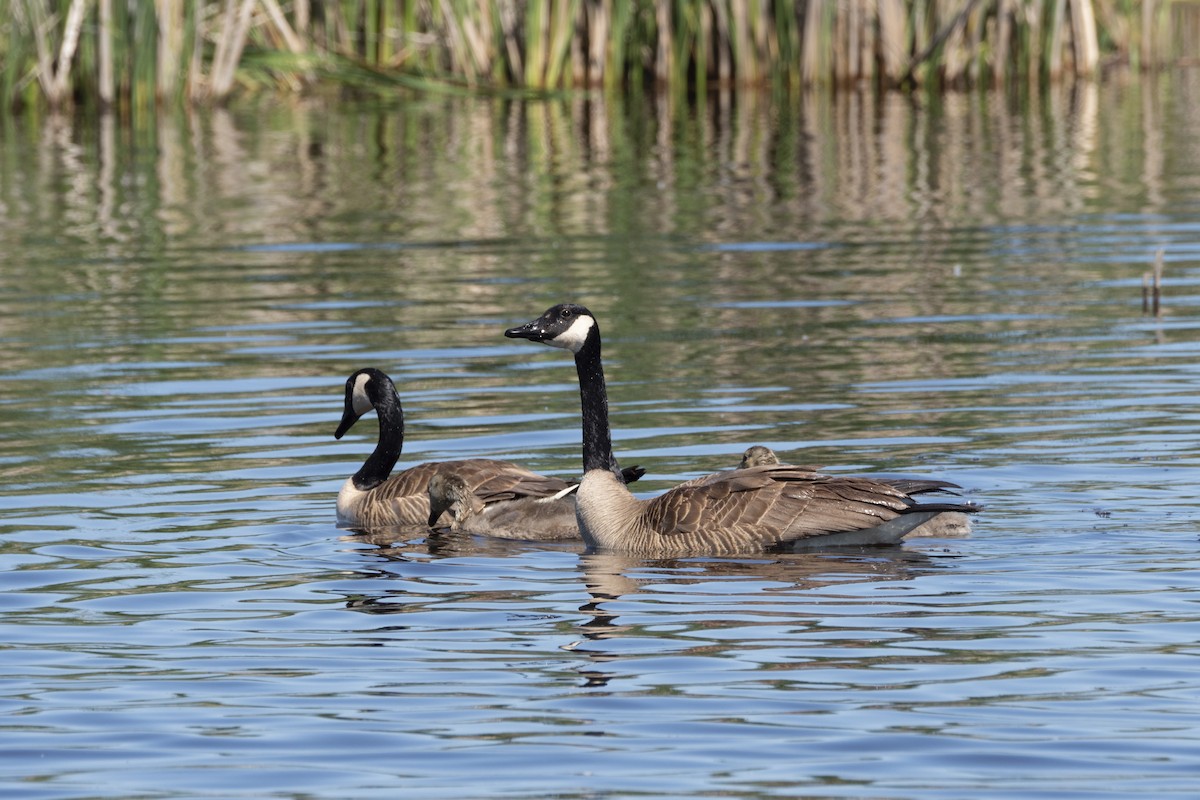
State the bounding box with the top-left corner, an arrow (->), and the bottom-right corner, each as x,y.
505,304 -> 980,555
738,446 -> 974,538
334,367 -> 581,530
427,472 -> 581,540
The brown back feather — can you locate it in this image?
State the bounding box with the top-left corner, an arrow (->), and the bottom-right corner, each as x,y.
368,459 -> 573,527
640,466 -> 934,548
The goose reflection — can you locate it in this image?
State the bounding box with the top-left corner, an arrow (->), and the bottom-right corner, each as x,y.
339,525 -> 583,560
334,525 -> 952,689
568,548 -> 946,688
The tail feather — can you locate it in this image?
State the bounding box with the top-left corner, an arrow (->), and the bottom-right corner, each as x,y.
903,501 -> 982,515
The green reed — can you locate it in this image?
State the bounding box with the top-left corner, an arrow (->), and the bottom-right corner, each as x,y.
0,0 -> 1189,111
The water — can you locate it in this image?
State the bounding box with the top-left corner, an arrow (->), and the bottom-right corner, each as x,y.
2,74 -> 1200,797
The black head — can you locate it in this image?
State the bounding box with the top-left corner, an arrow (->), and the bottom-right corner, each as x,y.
504,304 -> 598,353
334,367 -> 392,439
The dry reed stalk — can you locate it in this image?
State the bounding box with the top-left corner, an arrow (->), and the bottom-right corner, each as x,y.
189,2 -> 206,100
1025,0 -> 1043,81
955,0 -> 987,84
545,1 -> 579,87
753,0 -> 770,82
877,0 -> 906,85
51,0 -> 86,103
327,1 -> 353,57
860,0 -> 876,84
378,0 -> 396,65
23,0 -> 55,102
655,0 -> 670,85
904,0 -> 986,85
585,0 -> 608,87
1070,0 -> 1099,75
1154,247 -> 1165,316
257,0 -> 306,92
157,0 -> 185,100
800,0 -> 822,84
833,1 -> 847,81
1048,0 -> 1067,78
98,0 -> 114,106
525,1 -> 548,87
730,0 -> 755,84
1144,248 -> 1165,315
847,0 -> 860,82
438,0 -> 478,83
24,0 -> 87,105
446,0 -> 492,82
603,0 -> 631,92
261,0 -> 305,54
470,5 -> 498,81
210,0 -> 256,99
498,0 -> 525,82
993,0 -> 1012,84
1142,0 -> 1156,68
295,0 -> 309,36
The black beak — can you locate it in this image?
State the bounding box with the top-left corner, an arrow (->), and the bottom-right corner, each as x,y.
504,318 -> 548,342
427,496 -> 449,528
334,408 -> 361,440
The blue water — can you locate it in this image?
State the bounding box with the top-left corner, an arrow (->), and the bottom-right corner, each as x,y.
3,78 -> 1200,797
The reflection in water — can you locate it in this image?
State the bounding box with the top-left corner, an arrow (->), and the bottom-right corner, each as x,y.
340,525 -> 583,561
334,534 -> 950,690
1,74 -> 1196,416
570,549 -> 943,688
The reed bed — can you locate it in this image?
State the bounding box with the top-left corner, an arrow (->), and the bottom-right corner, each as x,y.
0,1 -> 1191,110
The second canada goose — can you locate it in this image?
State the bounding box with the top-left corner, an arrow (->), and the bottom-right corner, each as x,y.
738,446 -> 975,538
335,367 -> 580,530
505,304 -> 980,555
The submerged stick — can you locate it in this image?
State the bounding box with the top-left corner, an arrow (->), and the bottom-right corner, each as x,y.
1153,247 -> 1164,317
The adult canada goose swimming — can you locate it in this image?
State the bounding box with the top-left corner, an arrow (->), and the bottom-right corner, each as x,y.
738,446 -> 974,538
505,304 -> 980,555
334,367 -> 581,530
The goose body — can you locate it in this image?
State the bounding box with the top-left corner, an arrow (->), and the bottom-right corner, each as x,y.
738,446 -> 974,538
334,368 -> 576,530
505,304 -> 980,555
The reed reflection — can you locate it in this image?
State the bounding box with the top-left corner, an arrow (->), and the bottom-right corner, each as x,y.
2,77 -> 1179,251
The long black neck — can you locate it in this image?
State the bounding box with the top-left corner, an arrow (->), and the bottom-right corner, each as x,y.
354,390 -> 404,491
574,332 -> 621,477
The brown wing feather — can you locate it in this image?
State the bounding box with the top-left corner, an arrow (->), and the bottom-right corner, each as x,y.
641,466 -> 922,549
370,459 -> 573,526
873,477 -> 961,496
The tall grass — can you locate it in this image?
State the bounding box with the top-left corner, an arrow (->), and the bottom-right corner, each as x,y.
0,0 -> 1192,110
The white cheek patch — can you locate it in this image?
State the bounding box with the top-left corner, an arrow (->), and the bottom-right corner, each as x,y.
551,315 -> 595,353
351,373 -> 374,416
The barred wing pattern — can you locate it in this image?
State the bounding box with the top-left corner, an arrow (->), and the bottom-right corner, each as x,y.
350,459 -> 573,530
639,466 -> 928,550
